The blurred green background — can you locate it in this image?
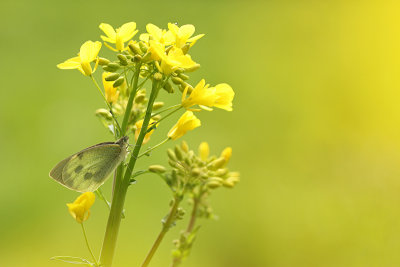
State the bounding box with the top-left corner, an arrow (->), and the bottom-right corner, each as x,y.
1,0 -> 400,266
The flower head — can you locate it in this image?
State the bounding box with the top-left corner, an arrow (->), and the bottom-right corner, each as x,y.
140,23 -> 174,45
160,47 -> 197,75
135,119 -> 157,144
66,192 -> 95,223
102,72 -> 120,104
168,111 -> 201,140
182,80 -> 235,111
99,22 -> 138,51
57,41 -> 102,76
168,23 -> 204,48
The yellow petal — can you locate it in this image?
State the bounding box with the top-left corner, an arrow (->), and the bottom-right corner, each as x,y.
80,41 -> 102,63
118,22 -> 137,42
99,23 -> 116,39
213,84 -> 235,111
146,23 -> 162,40
168,111 -> 201,140
57,57 -> 81,69
199,142 -> 210,161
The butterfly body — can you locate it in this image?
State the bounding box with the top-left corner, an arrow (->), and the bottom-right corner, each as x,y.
49,136 -> 129,192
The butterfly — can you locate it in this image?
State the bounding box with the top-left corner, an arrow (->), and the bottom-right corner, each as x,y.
49,136 -> 129,192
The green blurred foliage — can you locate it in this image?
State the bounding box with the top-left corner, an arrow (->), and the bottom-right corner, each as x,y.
1,0 -> 400,266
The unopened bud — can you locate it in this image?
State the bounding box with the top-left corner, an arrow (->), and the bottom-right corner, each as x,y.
129,42 -> 142,55
104,62 -> 120,72
95,108 -> 113,120
105,73 -> 120,81
171,76 -> 184,85
181,44 -> 190,54
209,157 -> 226,170
113,77 -> 125,88
153,102 -> 164,110
98,57 -> 110,65
154,73 -> 163,81
141,52 -> 152,62
215,168 -> 229,177
185,64 -> 200,72
174,146 -> 183,160
148,165 -> 167,173
167,149 -> 176,161
139,41 -> 148,53
207,180 -> 222,189
179,83 -> 193,93
163,81 -> 174,93
181,141 -> 189,152
168,159 -> 176,168
134,94 -> 146,103
191,168 -> 201,177
178,73 -> 189,80
117,54 -> 128,66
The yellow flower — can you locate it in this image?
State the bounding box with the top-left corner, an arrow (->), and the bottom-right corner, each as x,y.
102,72 -> 120,104
181,80 -> 235,111
99,22 -> 138,51
160,47 -> 197,75
168,111 -> 201,140
57,41 -> 102,76
66,192 -> 95,224
135,119 -> 157,144
168,23 -> 204,48
213,84 -> 235,111
140,23 -> 174,45
199,142 -> 210,161
221,147 -> 232,163
147,40 -> 166,61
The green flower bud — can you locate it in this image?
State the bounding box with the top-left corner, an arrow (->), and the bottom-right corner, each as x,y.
181,44 -> 190,54
185,64 -> 201,72
207,180 -> 222,189
139,41 -> 148,53
209,158 -> 226,170
152,115 -> 161,121
191,168 -> 201,177
215,168 -> 229,177
129,42 -> 142,55
178,73 -> 189,80
163,81 -> 174,93
105,73 -> 120,81
117,54 -> 128,66
171,76 -> 184,85
133,54 -> 142,62
168,159 -> 176,168
174,146 -> 183,160
95,108 -> 113,120
148,165 -> 167,173
154,73 -> 163,81
113,77 -> 125,88
181,141 -> 189,152
153,102 -> 164,110
98,57 -> 110,66
167,149 -> 176,161
134,94 -> 146,103
103,62 -> 120,72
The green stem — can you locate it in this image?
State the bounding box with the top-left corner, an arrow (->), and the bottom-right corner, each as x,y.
141,197 -> 181,267
95,189 -> 110,211
153,106 -> 183,126
138,138 -> 170,158
186,197 -> 200,233
99,78 -> 160,267
121,63 -> 142,136
90,75 -> 122,134
151,104 -> 182,118
81,223 -> 99,266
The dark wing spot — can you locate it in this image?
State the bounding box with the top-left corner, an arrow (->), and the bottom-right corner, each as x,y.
84,172 -> 93,180
75,165 -> 83,173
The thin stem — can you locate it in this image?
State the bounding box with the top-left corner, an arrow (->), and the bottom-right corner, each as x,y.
141,197 -> 181,267
151,104 -> 182,118
99,78 -> 160,267
138,138 -> 170,158
186,197 -> 200,233
81,223 -> 99,266
154,106 -> 183,126
90,75 -> 122,134
121,63 -> 142,136
95,189 -> 111,211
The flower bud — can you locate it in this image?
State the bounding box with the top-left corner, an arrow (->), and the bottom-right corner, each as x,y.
167,149 -> 177,161
148,165 -> 167,173
134,94 -> 146,103
199,142 -> 209,161
95,108 -> 113,120
163,81 -> 174,93
103,62 -> 120,72
215,168 -> 229,177
185,64 -> 201,72
209,157 -> 226,170
221,147 -> 232,163
181,141 -> 189,152
174,146 -> 184,160
178,73 -> 189,80
105,73 -> 120,81
171,76 -> 184,85
191,168 -> 201,177
133,54 -> 142,62
98,57 -> 110,66
181,44 -> 190,54
117,54 -> 128,66
129,42 -> 142,55
141,52 -> 152,62
168,159 -> 176,168
153,102 -> 164,110
154,72 -> 163,81
113,77 -> 125,88
139,41 -> 148,53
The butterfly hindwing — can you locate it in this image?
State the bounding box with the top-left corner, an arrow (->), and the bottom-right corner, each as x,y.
61,143 -> 124,192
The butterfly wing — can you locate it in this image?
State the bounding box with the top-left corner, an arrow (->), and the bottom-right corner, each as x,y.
59,144 -> 124,192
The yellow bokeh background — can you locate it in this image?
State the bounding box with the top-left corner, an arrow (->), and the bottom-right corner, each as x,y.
1,0 -> 400,266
